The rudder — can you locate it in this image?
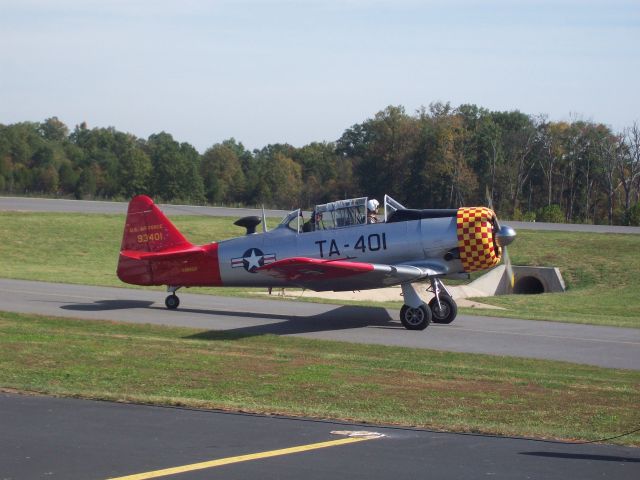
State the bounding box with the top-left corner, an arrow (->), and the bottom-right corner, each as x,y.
120,195 -> 192,253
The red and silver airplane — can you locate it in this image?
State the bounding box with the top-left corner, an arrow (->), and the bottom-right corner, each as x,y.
117,195 -> 515,330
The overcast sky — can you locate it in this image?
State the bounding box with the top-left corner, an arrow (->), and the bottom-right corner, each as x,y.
1,0 -> 638,152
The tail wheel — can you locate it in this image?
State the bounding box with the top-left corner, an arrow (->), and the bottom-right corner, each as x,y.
165,294 -> 180,310
400,304 -> 431,330
429,295 -> 457,324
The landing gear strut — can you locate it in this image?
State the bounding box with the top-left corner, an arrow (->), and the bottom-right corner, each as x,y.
400,283 -> 431,330
427,278 -> 458,324
399,279 -> 458,330
165,286 -> 181,310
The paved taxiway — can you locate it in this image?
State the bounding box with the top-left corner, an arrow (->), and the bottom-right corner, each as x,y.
0,195 -> 292,220
2,392 -> 638,480
3,195 -> 640,233
1,278 -> 638,370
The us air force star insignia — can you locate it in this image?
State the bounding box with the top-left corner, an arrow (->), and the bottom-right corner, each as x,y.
231,248 -> 276,273
245,249 -> 262,271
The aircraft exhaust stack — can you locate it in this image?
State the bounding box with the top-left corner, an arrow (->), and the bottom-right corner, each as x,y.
234,216 -> 262,235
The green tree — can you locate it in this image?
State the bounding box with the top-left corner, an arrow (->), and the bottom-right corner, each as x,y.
537,204 -> 564,223
338,106 -> 419,204
119,146 -> 152,197
146,132 -> 203,202
77,164 -> 99,198
491,111 -> 538,215
58,161 -> 79,194
293,141 -> 352,206
35,165 -> 59,193
201,142 -> 246,204
39,117 -> 69,142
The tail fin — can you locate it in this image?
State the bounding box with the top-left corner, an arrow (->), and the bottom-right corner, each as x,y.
118,196 -> 222,287
120,195 -> 192,253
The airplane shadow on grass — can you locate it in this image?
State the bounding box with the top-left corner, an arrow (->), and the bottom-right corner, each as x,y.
60,299 -> 402,339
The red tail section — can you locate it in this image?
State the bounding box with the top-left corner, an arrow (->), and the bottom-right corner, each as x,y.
117,195 -> 222,287
120,195 -> 192,253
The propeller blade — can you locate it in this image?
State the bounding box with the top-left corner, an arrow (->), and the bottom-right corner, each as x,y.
485,185 -> 494,211
488,207 -> 515,291
503,245 -> 515,290
261,206 -> 268,233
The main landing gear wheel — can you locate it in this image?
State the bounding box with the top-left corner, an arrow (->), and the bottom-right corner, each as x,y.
429,295 -> 458,324
165,294 -> 180,310
400,304 -> 431,330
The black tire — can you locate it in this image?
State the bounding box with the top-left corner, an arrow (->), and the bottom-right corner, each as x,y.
399,304 -> 431,330
165,294 -> 180,310
429,295 -> 457,324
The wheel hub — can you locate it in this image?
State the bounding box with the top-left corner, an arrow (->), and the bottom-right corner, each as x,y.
404,307 -> 424,326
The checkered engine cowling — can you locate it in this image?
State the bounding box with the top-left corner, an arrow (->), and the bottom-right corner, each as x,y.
456,207 -> 501,272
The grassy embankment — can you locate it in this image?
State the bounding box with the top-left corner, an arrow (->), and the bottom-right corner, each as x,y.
0,211 -> 639,327
2,311 -> 639,445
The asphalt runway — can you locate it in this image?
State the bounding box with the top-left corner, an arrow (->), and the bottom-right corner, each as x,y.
1,278 -> 639,370
2,392 -> 638,480
0,195 -> 292,219
3,196 -> 640,234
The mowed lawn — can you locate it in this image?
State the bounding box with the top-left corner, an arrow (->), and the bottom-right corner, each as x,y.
0,212 -> 252,287
462,230 -> 640,328
0,211 -> 638,327
2,311 -> 639,445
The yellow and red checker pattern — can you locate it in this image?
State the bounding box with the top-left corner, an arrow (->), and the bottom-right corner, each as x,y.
456,207 -> 502,272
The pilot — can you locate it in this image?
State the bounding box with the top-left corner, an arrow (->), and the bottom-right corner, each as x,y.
302,212 -> 313,232
367,199 -> 380,223
302,210 -> 322,232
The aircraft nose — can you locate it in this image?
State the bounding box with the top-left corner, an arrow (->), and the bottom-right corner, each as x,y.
495,225 -> 516,247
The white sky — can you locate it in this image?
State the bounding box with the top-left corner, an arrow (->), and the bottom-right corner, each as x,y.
1,0 -> 638,152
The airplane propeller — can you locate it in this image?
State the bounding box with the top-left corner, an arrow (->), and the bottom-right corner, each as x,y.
493,217 -> 516,291
486,189 -> 516,291
261,205 -> 268,233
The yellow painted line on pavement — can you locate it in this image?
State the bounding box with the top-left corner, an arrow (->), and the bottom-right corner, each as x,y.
107,436 -> 377,480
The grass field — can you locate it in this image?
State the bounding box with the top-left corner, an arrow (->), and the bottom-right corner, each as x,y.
0,211 -> 638,327
2,311 -> 638,445
451,230 -> 640,328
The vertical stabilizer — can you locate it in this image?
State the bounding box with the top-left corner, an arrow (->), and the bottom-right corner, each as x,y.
120,195 -> 192,253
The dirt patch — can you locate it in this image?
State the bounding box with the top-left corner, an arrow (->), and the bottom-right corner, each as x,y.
256,286 -> 505,309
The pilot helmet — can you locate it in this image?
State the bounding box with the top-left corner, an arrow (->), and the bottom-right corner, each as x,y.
367,199 -> 380,212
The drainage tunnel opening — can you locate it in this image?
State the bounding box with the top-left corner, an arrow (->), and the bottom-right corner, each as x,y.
513,276 -> 545,294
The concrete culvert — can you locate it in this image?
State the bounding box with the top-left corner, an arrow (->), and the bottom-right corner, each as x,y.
513,276 -> 545,294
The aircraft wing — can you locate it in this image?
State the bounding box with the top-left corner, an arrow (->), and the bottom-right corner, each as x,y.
255,257 -> 441,291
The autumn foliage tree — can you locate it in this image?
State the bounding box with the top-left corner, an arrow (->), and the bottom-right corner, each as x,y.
1,107 -> 638,224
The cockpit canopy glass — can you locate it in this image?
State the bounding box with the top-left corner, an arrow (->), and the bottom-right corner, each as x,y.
278,195 -> 406,232
313,197 -> 367,229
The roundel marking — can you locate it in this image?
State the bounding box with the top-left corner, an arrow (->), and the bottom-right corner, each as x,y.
231,248 -> 277,273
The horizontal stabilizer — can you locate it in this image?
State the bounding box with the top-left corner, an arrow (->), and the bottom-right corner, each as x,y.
120,245 -> 205,261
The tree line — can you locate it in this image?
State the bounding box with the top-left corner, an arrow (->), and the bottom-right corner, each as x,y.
1,103 -> 639,225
